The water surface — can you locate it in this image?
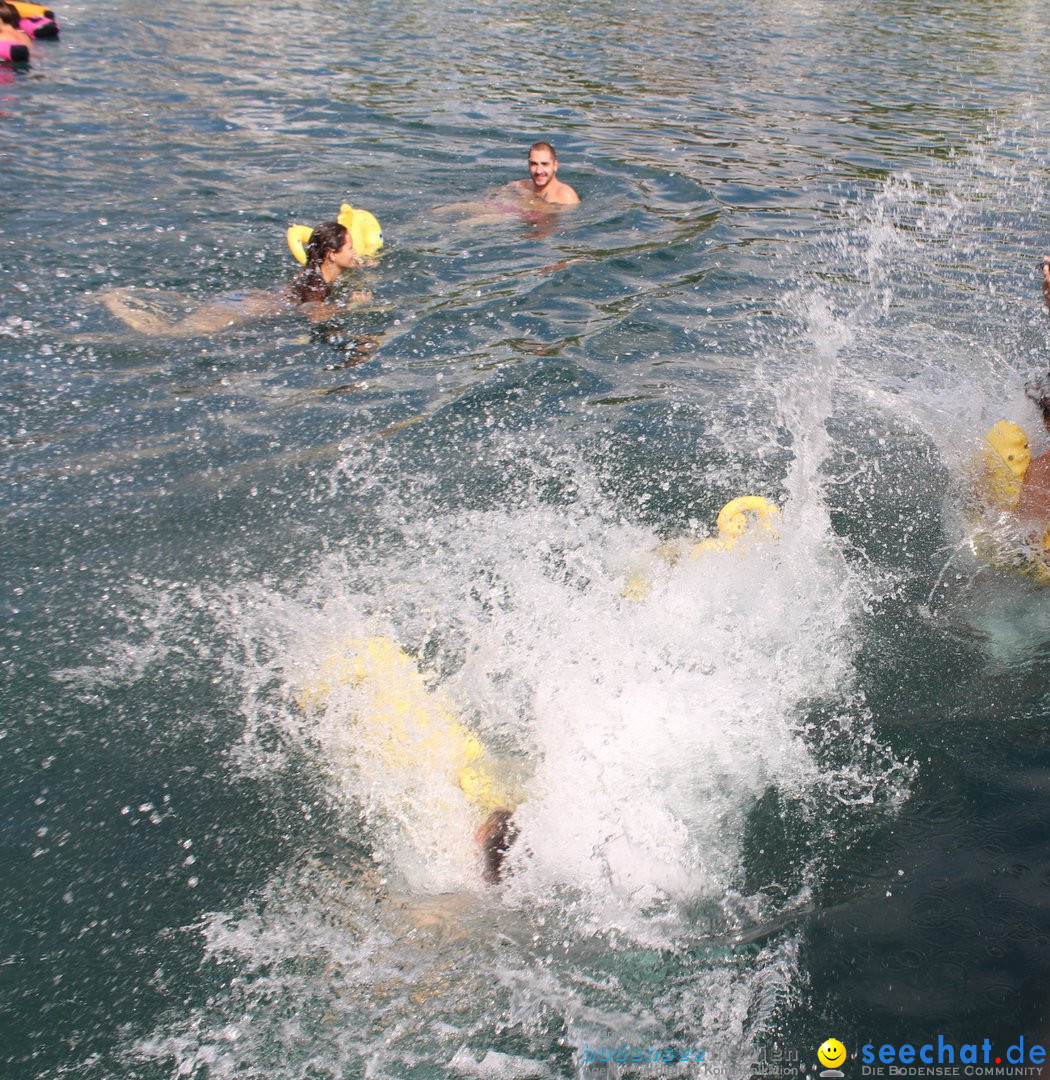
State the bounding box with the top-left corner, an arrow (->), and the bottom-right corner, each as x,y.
4,1 -> 1050,1077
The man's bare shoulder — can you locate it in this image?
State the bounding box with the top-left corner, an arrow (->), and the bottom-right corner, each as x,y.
549,181 -> 580,205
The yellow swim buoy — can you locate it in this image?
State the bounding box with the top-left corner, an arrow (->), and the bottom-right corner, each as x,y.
298,636 -> 516,814
338,203 -> 383,257
981,420 -> 1030,511
622,495 -> 780,598
688,495 -> 780,557
287,203 -> 384,265
285,225 -> 314,266
973,421 -> 1050,584
11,1 -> 52,16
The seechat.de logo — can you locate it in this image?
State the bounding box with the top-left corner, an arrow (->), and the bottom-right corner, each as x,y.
819,1038 -> 848,1077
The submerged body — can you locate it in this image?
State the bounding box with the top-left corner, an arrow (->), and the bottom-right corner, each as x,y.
102,220 -> 372,338
100,286 -> 289,338
1016,378 -> 1050,542
299,636 -> 522,882
973,419 -> 1050,584
1020,261 -> 1050,522
970,263 -> 1050,583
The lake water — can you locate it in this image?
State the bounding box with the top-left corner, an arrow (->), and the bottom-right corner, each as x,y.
5,1 -> 1050,1077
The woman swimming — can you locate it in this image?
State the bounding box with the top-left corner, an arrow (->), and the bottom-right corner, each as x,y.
101,221 -> 372,338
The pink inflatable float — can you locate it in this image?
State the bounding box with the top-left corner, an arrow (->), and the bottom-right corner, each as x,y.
0,40 -> 29,63
1,2 -> 59,64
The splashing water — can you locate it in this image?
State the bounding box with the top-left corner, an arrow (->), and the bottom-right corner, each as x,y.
108,344 -> 909,1078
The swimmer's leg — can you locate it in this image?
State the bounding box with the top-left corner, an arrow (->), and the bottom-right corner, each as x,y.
100,288 -> 268,338
100,288 -> 179,336
173,290 -> 283,335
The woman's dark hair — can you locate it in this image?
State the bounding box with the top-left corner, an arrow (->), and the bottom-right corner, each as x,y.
0,2 -> 21,27
304,221 -> 347,267
288,221 -> 348,304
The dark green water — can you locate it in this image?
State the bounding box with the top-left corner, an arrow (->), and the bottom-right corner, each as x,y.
4,1 -> 1050,1077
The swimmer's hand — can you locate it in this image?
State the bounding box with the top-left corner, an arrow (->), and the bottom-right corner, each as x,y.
350,289 -> 373,305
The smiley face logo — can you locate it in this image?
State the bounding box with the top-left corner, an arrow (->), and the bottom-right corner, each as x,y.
818,1039 -> 847,1070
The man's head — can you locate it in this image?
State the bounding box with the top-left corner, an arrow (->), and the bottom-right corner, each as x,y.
1026,372 -> 1050,433
527,142 -> 559,192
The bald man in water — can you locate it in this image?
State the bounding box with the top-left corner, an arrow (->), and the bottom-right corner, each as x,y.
510,142 -> 580,206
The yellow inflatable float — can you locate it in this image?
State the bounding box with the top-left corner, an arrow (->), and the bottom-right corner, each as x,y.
11,1 -> 53,16
287,203 -> 383,264
623,495 -> 780,599
298,636 -> 517,815
685,495 -> 780,558
973,420 -> 1050,584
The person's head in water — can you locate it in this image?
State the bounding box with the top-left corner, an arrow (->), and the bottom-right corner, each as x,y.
1026,373 -> 1050,433
0,2 -> 21,27
304,221 -> 349,268
290,221 -> 355,304
477,809 -> 518,884
527,142 -> 559,193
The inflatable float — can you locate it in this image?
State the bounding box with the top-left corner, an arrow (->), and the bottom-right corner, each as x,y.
297,635 -> 517,815
0,40 -> 28,63
11,1 -> 54,15
11,1 -> 59,38
972,420 -> 1050,584
287,203 -> 383,263
684,494 -> 780,557
623,495 -> 781,600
